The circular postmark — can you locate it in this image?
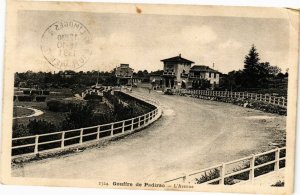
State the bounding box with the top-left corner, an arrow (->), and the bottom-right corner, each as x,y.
41,20 -> 92,70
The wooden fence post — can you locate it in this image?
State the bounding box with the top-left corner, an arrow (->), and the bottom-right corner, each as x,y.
275,148 -> 280,171
34,135 -> 39,154
97,125 -> 100,140
182,175 -> 187,183
265,94 -> 267,101
138,116 -> 141,128
111,124 -> 114,137
122,121 -> 125,133
220,163 -> 225,185
61,131 -> 65,148
79,128 -> 84,144
249,154 -> 255,182
131,118 -> 134,131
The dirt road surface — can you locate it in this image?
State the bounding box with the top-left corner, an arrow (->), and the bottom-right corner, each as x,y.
12,88 -> 286,182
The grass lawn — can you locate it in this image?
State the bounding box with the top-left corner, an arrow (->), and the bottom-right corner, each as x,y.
13,107 -> 34,118
13,88 -> 75,128
13,101 -> 66,128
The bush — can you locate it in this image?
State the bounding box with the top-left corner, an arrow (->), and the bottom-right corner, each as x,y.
61,103 -> 96,130
271,180 -> 284,187
43,90 -> 50,95
36,96 -> 47,102
83,94 -> 102,101
18,96 -> 34,102
27,119 -> 58,135
195,168 -> 220,184
47,100 -> 70,112
30,90 -> 42,95
23,90 -> 30,95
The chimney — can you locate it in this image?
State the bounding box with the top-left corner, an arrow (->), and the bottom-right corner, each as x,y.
179,53 -> 181,57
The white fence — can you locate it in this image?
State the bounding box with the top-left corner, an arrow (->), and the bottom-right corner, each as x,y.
172,89 -> 287,108
12,92 -> 162,158
165,147 -> 286,185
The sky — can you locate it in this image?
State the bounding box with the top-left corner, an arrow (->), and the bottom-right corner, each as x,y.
17,10 -> 290,74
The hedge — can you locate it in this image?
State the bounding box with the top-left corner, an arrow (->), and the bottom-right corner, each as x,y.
36,96 -> 47,102
83,94 -> 102,101
47,100 -> 70,112
23,90 -> 31,95
18,96 -> 34,102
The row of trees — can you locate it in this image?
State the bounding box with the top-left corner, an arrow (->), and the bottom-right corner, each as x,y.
14,69 -> 162,90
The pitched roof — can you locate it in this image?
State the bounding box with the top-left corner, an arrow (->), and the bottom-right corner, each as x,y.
190,65 -> 219,73
161,54 -> 194,64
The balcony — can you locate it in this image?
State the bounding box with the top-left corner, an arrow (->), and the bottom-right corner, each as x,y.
180,73 -> 189,78
163,71 -> 175,76
189,75 -> 203,79
115,74 -> 133,78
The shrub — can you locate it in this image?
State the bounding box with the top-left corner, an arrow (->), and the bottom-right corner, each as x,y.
30,90 -> 42,95
195,168 -> 220,184
23,90 -> 30,95
84,94 -> 102,101
43,90 -> 50,95
47,100 -> 70,112
27,119 -> 58,135
61,103 -> 96,130
271,180 -> 284,187
18,96 -> 34,102
36,96 -> 47,102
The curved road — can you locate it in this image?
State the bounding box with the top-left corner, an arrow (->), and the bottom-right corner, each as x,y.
13,88 -> 286,182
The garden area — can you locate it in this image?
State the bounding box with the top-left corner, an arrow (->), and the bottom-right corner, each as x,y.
12,88 -> 156,156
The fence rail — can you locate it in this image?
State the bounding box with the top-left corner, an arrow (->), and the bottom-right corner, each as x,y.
172,89 -> 287,108
12,91 -> 162,158
165,147 -> 286,185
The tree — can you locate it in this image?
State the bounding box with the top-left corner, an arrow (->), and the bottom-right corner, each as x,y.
192,79 -> 210,89
61,103 -> 96,130
243,45 -> 261,88
244,45 -> 260,74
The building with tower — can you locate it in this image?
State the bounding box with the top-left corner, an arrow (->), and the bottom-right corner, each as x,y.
115,64 -> 133,86
161,54 -> 220,89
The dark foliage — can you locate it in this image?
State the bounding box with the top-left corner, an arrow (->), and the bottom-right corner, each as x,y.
17,96 -> 34,102
83,94 -> 102,101
47,100 -> 70,112
27,119 -> 58,135
36,96 -> 47,102
192,79 -> 211,89
219,45 -> 288,92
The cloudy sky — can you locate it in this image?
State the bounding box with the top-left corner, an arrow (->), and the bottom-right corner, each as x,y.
17,10 -> 290,73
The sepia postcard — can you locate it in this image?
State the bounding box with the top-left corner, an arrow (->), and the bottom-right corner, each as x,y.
0,0 -> 299,194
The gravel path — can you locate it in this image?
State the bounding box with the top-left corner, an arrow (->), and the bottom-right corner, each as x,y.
12,88 -> 286,182
13,106 -> 44,119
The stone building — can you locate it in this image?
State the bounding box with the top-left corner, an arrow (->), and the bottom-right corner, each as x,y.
161,54 -> 220,89
161,54 -> 194,89
115,64 -> 133,85
189,65 -> 220,88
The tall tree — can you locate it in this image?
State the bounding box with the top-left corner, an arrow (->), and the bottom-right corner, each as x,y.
244,45 -> 260,75
243,45 -> 261,88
